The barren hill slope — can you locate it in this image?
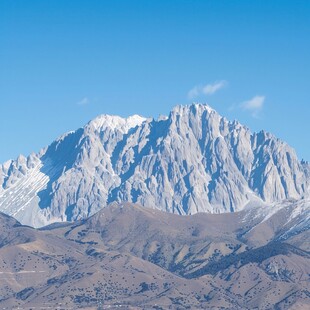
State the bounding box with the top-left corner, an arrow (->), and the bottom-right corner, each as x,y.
0,202 -> 309,309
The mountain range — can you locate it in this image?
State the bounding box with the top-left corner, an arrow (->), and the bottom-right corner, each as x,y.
1,104 -> 309,227
0,202 -> 309,309
0,103 -> 309,309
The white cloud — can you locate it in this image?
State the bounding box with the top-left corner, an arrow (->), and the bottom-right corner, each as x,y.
202,80 -> 227,95
187,86 -> 200,99
188,80 -> 227,99
241,95 -> 265,117
77,97 -> 90,106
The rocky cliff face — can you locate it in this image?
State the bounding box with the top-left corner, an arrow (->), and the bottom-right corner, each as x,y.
0,104 -> 309,227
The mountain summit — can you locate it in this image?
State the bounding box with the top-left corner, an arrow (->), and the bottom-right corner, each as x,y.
1,104 -> 309,227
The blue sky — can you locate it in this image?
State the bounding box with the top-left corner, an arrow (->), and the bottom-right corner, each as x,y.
1,1 -> 309,163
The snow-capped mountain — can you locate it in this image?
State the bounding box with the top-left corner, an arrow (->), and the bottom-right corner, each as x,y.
0,103 -> 309,227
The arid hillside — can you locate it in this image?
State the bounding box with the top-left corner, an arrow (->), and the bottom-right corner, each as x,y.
0,202 -> 309,309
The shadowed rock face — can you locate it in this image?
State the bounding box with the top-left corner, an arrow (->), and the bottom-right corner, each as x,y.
0,104 -> 309,227
0,203 -> 309,309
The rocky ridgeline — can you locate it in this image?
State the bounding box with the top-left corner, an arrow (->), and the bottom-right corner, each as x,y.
0,104 -> 309,227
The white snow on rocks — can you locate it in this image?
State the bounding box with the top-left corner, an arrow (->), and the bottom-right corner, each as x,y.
88,114 -> 147,133
0,103 -> 309,227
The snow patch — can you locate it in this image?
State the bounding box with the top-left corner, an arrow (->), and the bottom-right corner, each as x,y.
88,114 -> 146,133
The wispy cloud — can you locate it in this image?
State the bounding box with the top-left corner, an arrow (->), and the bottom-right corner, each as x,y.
241,95 -> 265,117
77,97 -> 90,106
202,80 -> 227,95
187,86 -> 200,99
188,80 -> 227,99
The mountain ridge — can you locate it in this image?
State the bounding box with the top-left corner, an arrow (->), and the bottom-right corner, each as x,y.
0,203 -> 309,309
0,103 -> 309,227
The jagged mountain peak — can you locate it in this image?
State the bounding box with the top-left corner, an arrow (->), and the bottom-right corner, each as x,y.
171,102 -> 216,115
87,113 -> 147,133
0,103 -> 309,227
